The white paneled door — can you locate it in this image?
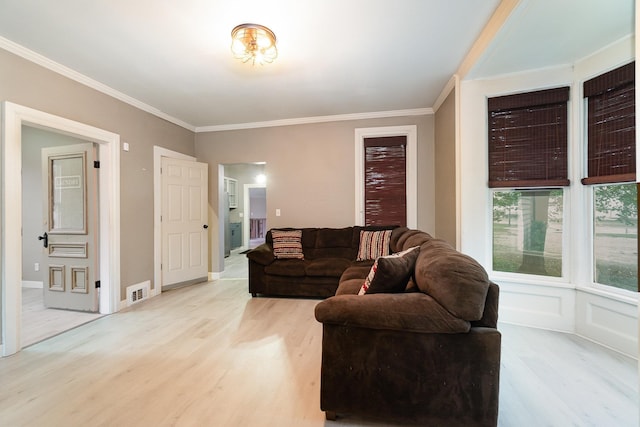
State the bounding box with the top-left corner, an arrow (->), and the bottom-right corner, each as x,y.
41,143 -> 99,312
161,157 -> 208,288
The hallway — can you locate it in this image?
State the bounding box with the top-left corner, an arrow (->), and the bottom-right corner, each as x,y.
221,247 -> 250,279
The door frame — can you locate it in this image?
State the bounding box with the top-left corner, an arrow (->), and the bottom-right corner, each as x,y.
153,146 -> 198,293
243,183 -> 266,249
1,101 -> 121,356
354,125 -> 417,228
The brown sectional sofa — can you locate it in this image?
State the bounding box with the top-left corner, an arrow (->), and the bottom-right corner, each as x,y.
315,227 -> 501,426
247,225 -> 501,425
245,225 -> 397,298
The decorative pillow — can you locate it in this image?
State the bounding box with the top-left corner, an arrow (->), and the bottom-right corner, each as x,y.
271,229 -> 304,259
356,229 -> 392,261
358,246 -> 420,295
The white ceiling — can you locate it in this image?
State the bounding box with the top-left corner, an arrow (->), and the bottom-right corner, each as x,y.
0,0 -> 634,130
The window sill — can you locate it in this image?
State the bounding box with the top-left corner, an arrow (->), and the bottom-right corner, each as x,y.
575,285 -> 638,305
490,273 -> 638,305
490,272 -> 573,289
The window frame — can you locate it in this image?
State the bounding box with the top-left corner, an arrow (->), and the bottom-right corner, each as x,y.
586,180 -> 638,297
489,186 -> 571,283
581,62 -> 638,294
487,87 -> 572,282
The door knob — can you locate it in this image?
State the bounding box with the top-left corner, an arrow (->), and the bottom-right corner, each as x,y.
38,232 -> 48,248
203,224 -> 209,229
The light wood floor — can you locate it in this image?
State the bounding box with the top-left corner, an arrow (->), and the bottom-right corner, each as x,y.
21,287 -> 104,348
2,262 -> 637,426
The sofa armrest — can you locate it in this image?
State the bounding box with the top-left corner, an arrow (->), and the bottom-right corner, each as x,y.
315,293 -> 470,334
246,243 -> 275,266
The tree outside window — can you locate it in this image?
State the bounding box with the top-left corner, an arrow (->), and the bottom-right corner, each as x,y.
593,183 -> 637,291
493,190 -> 563,277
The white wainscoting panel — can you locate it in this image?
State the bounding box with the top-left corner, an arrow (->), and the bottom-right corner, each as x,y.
576,289 -> 638,358
495,279 -> 575,332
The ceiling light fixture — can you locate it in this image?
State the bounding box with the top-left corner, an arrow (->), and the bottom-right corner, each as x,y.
231,23 -> 277,65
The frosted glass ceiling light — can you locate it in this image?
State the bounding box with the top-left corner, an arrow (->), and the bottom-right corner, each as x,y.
231,23 -> 277,65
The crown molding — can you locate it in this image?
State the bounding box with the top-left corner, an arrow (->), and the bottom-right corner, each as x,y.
0,36 -> 195,132
195,107 -> 433,133
456,0 -> 520,79
433,74 -> 458,113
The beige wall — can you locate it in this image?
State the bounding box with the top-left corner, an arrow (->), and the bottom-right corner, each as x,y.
0,48 -> 196,303
434,88 -> 457,246
195,115 -> 435,273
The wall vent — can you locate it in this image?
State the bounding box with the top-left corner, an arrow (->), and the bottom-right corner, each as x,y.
126,280 -> 151,306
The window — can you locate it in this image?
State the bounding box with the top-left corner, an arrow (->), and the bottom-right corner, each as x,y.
363,136 -> 407,227
593,183 -> 637,291
488,88 -> 569,277
493,190 -> 563,277
583,62 -> 637,292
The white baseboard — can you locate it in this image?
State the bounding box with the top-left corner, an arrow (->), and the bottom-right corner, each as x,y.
22,280 -> 43,289
209,272 -> 220,280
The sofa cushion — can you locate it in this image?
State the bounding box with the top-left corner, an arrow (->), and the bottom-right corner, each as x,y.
356,230 -> 392,261
314,293 -> 471,334
359,246 -> 420,295
340,264 -> 373,281
405,277 -> 419,293
245,243 -> 275,266
336,278 -> 364,295
316,227 -> 354,248
395,229 -> 425,252
264,259 -> 306,276
306,258 -> 352,277
415,239 -> 490,321
401,232 -> 432,251
272,229 -> 304,259
389,227 -> 409,252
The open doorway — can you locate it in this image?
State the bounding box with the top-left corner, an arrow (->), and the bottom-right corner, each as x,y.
246,185 -> 266,249
2,102 -> 121,357
220,163 -> 266,278
21,126 -> 103,347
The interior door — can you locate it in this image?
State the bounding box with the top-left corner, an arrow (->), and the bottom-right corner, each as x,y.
41,143 -> 98,312
161,157 -> 208,289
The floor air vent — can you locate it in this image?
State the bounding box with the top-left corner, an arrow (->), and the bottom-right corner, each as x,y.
126,281 -> 151,306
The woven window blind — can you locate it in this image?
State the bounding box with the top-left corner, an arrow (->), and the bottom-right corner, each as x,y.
582,61 -> 635,185
488,87 -> 570,188
364,136 -> 406,227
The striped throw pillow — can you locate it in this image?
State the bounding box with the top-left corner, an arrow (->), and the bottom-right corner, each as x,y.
356,229 -> 392,261
272,229 -> 304,259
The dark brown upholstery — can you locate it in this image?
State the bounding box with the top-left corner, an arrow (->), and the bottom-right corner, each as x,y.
317,324 -> 501,426
246,226 -> 396,298
314,228 -> 501,426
